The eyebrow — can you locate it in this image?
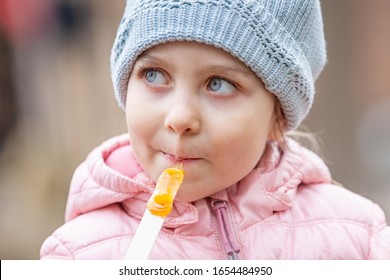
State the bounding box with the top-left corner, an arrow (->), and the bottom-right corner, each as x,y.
136,52 -> 161,63
204,64 -> 253,78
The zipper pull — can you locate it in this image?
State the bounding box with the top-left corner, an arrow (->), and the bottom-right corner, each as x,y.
211,200 -> 240,260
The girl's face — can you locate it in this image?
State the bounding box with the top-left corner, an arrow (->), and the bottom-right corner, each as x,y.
126,41 -> 275,202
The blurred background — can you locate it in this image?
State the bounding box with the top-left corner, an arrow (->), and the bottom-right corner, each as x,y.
0,0 -> 389,259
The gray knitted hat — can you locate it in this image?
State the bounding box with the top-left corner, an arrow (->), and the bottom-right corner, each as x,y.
111,0 -> 327,130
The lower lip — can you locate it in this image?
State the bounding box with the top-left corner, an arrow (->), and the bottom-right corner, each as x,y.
162,153 -> 200,165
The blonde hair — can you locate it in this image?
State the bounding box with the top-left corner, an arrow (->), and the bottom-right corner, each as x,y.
270,97 -> 324,156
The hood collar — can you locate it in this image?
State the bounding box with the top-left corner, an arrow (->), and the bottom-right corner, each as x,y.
65,134 -> 332,227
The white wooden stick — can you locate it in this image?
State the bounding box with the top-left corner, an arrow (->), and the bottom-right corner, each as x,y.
124,209 -> 165,260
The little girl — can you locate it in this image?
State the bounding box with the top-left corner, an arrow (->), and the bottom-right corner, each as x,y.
40,0 -> 390,259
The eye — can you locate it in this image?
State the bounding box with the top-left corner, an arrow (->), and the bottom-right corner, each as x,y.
144,69 -> 167,85
208,77 -> 237,96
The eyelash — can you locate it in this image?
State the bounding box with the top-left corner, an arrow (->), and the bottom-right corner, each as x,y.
207,76 -> 239,91
134,65 -> 241,94
135,66 -> 162,80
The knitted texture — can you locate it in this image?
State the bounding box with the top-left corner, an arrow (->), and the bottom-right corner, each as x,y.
111,0 -> 327,130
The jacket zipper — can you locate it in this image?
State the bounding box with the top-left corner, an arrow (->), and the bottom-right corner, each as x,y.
211,199 -> 241,260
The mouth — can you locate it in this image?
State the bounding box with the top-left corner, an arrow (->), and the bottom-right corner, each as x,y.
161,151 -> 201,164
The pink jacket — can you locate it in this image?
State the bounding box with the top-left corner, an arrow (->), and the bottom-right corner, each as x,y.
40,134 -> 390,259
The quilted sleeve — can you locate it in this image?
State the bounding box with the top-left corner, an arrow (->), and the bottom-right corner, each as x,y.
40,235 -> 74,260
368,204 -> 390,259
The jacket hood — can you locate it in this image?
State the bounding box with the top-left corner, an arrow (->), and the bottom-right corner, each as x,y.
65,134 -> 332,227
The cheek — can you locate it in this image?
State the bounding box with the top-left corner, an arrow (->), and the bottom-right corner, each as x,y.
125,80 -> 172,183
125,81 -> 157,139
215,123 -> 268,171
125,85 -> 157,161
126,100 -> 145,142
213,102 -> 274,176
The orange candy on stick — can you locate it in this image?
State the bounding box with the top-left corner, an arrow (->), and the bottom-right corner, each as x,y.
147,164 -> 184,217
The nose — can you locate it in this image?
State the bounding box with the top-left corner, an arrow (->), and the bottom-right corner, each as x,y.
164,94 -> 201,135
